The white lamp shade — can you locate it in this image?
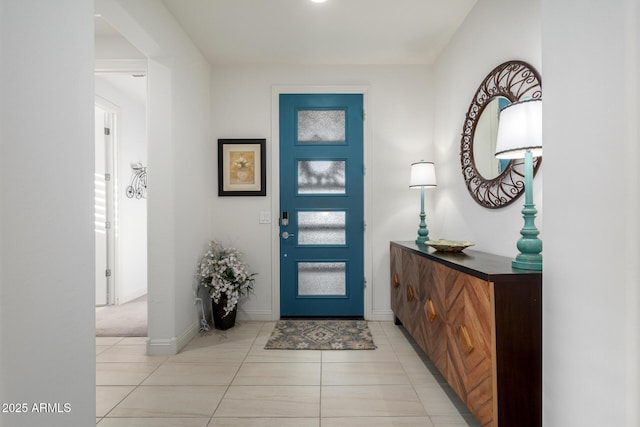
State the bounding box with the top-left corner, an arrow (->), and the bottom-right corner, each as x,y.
495,99 -> 542,159
409,161 -> 437,188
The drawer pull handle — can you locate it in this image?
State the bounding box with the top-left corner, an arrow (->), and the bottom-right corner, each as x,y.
393,273 -> 400,289
426,299 -> 437,322
458,325 -> 474,355
407,285 -> 416,302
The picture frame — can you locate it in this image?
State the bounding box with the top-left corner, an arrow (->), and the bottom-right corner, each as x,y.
218,138 -> 266,196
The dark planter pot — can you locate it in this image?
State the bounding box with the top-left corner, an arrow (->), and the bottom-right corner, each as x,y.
211,297 -> 237,330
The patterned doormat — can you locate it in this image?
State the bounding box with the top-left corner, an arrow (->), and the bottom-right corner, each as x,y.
264,319 -> 377,350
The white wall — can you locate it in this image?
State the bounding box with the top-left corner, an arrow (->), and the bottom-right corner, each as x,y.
0,1 -> 95,426
435,0 -> 640,425
96,0 -> 212,354
542,0 -> 640,425
95,76 -> 148,304
432,0 -> 542,257
210,64 -> 434,320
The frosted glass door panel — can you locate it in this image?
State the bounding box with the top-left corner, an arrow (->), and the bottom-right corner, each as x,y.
297,110 -> 346,143
298,160 -> 346,194
298,262 -> 346,296
298,211 -> 346,245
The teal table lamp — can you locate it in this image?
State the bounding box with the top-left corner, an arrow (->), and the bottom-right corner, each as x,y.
495,99 -> 543,270
409,161 -> 437,245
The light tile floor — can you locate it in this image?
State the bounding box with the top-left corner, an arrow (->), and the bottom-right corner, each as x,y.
96,321 -> 481,426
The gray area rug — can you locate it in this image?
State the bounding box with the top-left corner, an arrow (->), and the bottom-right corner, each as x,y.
95,294 -> 147,337
265,319 -> 376,350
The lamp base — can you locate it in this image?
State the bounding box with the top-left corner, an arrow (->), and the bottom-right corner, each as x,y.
415,219 -> 429,246
415,187 -> 429,246
511,150 -> 542,272
512,254 -> 542,271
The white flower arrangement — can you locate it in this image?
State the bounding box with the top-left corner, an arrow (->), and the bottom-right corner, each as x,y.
233,156 -> 251,169
197,240 -> 256,317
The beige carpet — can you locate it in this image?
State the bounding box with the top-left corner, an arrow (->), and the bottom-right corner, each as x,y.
96,294 -> 147,337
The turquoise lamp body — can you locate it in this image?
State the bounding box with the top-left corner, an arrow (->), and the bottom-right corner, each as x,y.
495,99 -> 543,271
415,186 -> 429,245
512,150 -> 543,270
410,161 -> 437,246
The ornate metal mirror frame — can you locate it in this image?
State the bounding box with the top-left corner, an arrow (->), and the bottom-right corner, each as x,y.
460,60 -> 542,208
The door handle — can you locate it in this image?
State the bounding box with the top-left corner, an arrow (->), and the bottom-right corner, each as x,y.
282,231 -> 295,240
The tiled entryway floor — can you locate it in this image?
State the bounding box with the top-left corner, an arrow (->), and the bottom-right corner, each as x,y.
96,321 -> 481,426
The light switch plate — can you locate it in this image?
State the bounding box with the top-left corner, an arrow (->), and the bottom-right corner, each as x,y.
259,211 -> 272,224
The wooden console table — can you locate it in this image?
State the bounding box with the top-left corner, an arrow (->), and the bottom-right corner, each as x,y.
390,241 -> 541,427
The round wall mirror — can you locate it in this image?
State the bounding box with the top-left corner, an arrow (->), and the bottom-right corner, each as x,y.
460,60 -> 542,208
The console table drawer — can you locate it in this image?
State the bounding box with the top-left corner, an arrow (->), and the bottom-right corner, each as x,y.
446,271 -> 494,426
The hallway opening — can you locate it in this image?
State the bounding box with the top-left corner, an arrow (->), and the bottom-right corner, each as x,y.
95,15 -> 149,337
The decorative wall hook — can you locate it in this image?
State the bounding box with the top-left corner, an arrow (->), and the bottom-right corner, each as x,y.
126,162 -> 147,199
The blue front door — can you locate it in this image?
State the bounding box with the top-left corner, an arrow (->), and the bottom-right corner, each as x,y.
279,94 -> 364,317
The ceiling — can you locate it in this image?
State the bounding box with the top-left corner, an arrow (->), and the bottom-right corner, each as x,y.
95,17 -> 147,105
95,73 -> 147,105
161,0 -> 477,66
94,0 -> 476,99
95,15 -> 121,38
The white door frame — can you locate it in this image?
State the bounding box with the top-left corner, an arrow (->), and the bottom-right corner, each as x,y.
270,85 -> 373,320
95,96 -> 119,305
95,56 -> 148,307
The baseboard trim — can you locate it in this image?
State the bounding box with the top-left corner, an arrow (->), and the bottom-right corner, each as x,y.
177,320 -> 199,351
146,320 -> 199,356
371,309 -> 395,321
235,309 -> 394,322
236,309 -> 394,322
237,310 -> 274,321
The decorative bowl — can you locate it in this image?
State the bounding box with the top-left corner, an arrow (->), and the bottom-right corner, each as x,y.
425,239 -> 475,253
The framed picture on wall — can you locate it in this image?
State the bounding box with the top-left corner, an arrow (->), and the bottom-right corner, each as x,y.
218,139 -> 266,196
